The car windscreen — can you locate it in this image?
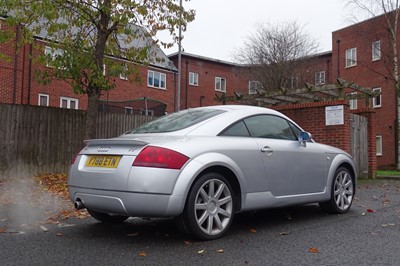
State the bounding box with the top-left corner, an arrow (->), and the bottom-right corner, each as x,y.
127,108 -> 226,133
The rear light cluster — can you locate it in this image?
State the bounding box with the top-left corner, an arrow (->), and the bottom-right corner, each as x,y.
133,146 -> 189,170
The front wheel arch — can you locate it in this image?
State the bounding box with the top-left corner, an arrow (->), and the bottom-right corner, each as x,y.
320,166 -> 355,214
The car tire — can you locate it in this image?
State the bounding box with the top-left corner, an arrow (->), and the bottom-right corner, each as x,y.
178,172 -> 235,240
319,167 -> 355,214
87,209 -> 129,223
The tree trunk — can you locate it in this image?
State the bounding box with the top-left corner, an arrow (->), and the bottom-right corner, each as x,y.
85,90 -> 100,140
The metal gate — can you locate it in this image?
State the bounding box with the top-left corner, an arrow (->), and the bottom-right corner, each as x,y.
350,114 -> 368,178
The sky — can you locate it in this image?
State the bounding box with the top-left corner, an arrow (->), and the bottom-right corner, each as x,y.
159,0 -> 352,62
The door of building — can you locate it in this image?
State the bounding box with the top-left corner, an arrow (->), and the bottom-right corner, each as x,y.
351,114 -> 368,178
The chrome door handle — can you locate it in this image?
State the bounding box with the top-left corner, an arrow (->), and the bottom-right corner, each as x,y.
261,146 -> 273,154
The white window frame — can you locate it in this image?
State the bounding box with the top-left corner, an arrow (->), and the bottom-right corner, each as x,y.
124,107 -> 133,115
38,93 -> 49,106
345,48 -> 357,68
119,65 -> 128,80
215,77 -> 226,92
315,71 -> 326,85
103,64 -> 106,76
372,40 -> 381,61
189,72 -> 199,86
45,46 -> 65,68
140,109 -> 154,116
248,80 -> 262,94
348,92 -> 357,110
376,135 -> 383,156
372,87 -> 382,108
148,70 -> 166,89
60,97 -> 79,109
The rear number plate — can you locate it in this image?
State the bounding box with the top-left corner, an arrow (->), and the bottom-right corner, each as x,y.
86,156 -> 122,168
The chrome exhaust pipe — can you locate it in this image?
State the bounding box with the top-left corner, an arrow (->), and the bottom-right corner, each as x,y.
74,199 -> 85,210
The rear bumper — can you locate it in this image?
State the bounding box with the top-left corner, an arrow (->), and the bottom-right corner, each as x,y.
69,186 -> 185,217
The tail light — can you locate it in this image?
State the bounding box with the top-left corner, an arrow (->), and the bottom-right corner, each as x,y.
133,146 -> 189,170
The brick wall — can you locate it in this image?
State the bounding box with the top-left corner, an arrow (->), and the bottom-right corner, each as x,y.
275,100 -> 351,153
274,100 -> 377,176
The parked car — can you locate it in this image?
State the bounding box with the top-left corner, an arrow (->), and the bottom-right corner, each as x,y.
69,105 -> 356,240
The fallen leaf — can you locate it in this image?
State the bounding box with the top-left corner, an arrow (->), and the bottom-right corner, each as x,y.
367,209 -> 376,213
0,228 -> 6,233
56,232 -> 63,237
40,225 -> 49,232
138,251 -> 147,257
279,232 -> 289,236
217,249 -> 224,253
197,249 -> 205,254
309,248 -> 319,253
382,223 -> 395,227
250,228 -> 257,233
184,240 -> 192,245
127,232 -> 139,237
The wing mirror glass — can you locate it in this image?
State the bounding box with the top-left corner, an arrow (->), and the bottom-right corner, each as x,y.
298,131 -> 312,147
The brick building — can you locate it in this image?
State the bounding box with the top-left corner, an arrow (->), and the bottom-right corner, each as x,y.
0,19 -> 178,116
332,13 -> 398,169
168,52 -> 250,109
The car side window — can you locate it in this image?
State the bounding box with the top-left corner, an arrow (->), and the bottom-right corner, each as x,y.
243,115 -> 297,140
220,121 -> 250,137
289,121 -> 302,139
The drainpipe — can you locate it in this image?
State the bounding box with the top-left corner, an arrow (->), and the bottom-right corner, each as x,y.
27,43 -> 33,105
20,42 -> 26,104
12,24 -> 20,104
336,39 -> 341,79
185,60 -> 188,109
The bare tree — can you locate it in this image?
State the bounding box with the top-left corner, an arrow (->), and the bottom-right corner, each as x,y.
345,0 -> 400,170
235,21 -> 320,94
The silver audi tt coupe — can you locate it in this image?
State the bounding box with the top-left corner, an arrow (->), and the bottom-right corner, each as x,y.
69,105 -> 356,240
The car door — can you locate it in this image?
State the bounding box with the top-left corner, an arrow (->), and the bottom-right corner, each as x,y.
243,115 -> 327,197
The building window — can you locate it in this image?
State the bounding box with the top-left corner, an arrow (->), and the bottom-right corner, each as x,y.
347,92 -> 357,110
189,72 -> 199,86
249,81 -> 262,94
60,97 -> 78,109
125,107 -> 133,114
315,71 -> 326,85
345,48 -> 357,68
140,109 -> 154,116
215,77 -> 226,92
103,64 -> 106,76
38,94 -> 49,106
286,76 -> 298,90
120,65 -> 128,80
372,40 -> 381,61
148,70 -> 166,89
45,46 -> 65,68
376,135 -> 382,156
372,87 -> 381,108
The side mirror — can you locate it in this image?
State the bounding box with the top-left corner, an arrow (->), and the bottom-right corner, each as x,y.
298,131 -> 312,147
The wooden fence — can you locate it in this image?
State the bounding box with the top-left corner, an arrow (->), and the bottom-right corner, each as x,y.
0,104 -> 156,179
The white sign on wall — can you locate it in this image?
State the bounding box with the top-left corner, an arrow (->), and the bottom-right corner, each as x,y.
325,105 -> 344,126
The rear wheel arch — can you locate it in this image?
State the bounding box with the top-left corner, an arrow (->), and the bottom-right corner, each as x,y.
196,166 -> 242,212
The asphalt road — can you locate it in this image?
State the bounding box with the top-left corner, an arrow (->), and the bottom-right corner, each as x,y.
1,179 -> 399,266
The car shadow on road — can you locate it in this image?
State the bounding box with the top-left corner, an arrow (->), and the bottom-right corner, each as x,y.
62,203 -> 345,243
